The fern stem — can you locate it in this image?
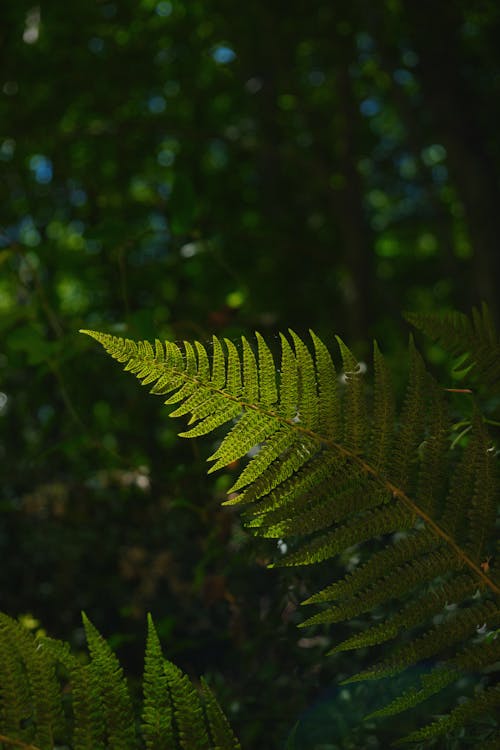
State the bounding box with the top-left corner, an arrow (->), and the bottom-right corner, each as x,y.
0,736 -> 41,750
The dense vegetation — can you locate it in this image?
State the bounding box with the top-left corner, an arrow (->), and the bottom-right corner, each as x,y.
1,1 -> 499,747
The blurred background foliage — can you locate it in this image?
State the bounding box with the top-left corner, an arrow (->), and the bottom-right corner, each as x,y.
1,0 -> 499,747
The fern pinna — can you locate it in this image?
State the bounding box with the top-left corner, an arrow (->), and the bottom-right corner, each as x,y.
80,320 -> 500,747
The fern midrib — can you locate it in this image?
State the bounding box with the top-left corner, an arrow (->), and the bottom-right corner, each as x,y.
163,363 -> 499,596
0,734 -> 42,750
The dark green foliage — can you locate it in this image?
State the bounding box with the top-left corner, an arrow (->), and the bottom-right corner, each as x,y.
0,613 -> 63,750
0,614 -> 239,750
406,302 -> 500,392
79,304 -> 499,745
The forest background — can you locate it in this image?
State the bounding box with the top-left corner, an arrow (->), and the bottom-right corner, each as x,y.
1,1 -> 499,747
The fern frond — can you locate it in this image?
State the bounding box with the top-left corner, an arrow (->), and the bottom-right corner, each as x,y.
0,613 -> 63,750
41,635 -> 105,750
82,612 -> 137,750
142,614 -> 174,750
199,678 -> 241,750
406,302 -> 500,392
0,613 -> 241,750
81,319 -> 500,742
336,336 -> 366,452
0,615 -> 33,744
163,660 -> 209,750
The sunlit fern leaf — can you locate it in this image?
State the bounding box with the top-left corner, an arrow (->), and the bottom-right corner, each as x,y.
81,322 -> 500,742
225,427 -> 294,491
163,660 -> 209,750
229,436 -> 320,510
0,613 -> 64,750
336,335 -> 366,452
289,329 -> 319,428
310,329 -> 340,440
406,302 -> 500,392
142,614 -> 174,750
82,612 -> 137,750
41,636 -> 105,750
225,338 -> 243,395
199,677 -> 241,750
278,333 -> 298,419
245,452 -> 352,536
208,411 -> 278,472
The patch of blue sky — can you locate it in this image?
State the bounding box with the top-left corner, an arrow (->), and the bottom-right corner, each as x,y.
212,45 -> 236,64
29,154 -> 52,184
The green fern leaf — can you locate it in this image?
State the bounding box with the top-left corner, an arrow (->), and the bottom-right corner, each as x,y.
345,600 -> 500,683
163,660 -> 209,750
369,341 -> 395,472
0,613 -> 63,750
82,612 -> 137,750
368,637 -> 500,720
41,635 -> 105,750
0,616 -> 34,744
326,573 -> 476,654
395,685 -> 500,745
335,336 -> 366,452
310,329 -> 340,440
200,677 -> 241,750
142,614 -> 174,750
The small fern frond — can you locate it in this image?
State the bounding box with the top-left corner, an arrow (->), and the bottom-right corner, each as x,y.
0,615 -> 33,743
82,612 -> 137,750
41,635 -> 105,750
0,613 -> 63,750
163,660 -> 209,750
199,678 -> 241,750
406,302 -> 500,392
0,613 -> 240,750
142,614 -> 174,750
